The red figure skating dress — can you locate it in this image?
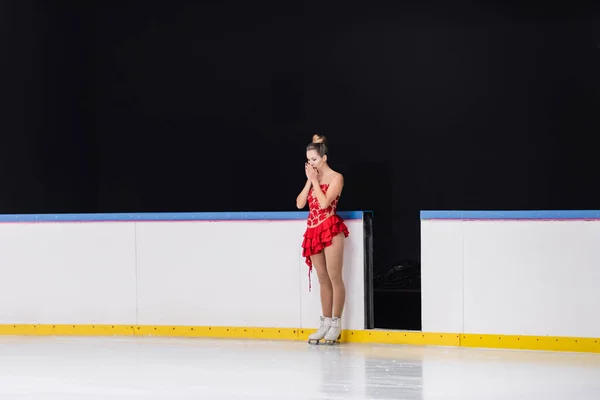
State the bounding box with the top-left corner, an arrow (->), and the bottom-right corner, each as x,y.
301,183 -> 349,291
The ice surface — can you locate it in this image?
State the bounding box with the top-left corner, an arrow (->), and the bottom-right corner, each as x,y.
0,335 -> 599,399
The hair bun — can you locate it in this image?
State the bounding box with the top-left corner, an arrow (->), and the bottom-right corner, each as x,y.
306,133 -> 328,156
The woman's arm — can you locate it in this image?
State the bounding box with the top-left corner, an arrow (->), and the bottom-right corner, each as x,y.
296,179 -> 312,209
310,173 -> 344,209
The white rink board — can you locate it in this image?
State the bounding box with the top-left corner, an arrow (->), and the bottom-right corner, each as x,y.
135,220 -> 304,328
462,221 -> 600,337
0,222 -> 137,325
421,211 -> 600,338
420,220 -> 463,334
0,212 -> 366,330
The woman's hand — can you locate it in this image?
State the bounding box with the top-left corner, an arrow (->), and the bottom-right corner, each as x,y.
305,163 -> 318,182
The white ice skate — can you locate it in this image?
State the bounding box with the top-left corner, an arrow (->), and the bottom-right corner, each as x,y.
323,317 -> 341,345
308,316 -> 331,345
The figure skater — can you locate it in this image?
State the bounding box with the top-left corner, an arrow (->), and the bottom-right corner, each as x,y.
296,134 -> 349,345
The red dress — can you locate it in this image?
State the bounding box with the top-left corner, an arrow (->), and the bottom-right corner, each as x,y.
301,183 -> 350,291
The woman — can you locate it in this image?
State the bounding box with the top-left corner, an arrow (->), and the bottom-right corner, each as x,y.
296,134 -> 349,345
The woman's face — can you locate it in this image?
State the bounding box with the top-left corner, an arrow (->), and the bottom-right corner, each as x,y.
306,149 -> 325,169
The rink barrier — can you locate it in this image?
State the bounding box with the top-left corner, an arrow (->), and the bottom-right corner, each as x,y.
420,209 -> 600,354
0,211 -> 372,335
2,209 -> 599,354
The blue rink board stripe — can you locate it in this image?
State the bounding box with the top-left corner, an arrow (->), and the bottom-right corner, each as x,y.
0,211 -> 364,223
420,210 -> 600,220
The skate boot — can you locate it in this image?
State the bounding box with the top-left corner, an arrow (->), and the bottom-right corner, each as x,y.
324,317 -> 341,345
308,316 -> 331,345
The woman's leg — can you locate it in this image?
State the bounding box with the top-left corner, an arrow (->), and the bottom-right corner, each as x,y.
324,233 -> 345,318
310,251 -> 332,317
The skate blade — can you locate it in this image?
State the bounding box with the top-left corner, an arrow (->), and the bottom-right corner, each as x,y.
308,339 -> 323,345
324,335 -> 341,345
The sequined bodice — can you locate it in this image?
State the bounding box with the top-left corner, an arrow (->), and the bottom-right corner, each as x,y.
307,184 -> 340,227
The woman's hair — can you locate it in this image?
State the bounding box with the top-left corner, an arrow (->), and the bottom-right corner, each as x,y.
306,134 -> 328,157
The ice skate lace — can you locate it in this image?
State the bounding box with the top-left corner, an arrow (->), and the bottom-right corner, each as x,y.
318,319 -> 329,332
330,319 -> 339,330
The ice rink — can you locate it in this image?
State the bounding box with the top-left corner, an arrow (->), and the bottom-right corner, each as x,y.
0,335 -> 599,399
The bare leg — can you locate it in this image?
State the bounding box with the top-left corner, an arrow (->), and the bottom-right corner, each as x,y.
310,251 -> 332,317
324,233 -> 345,318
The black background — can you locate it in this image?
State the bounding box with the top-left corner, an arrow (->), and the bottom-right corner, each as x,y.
2,0 -> 599,328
